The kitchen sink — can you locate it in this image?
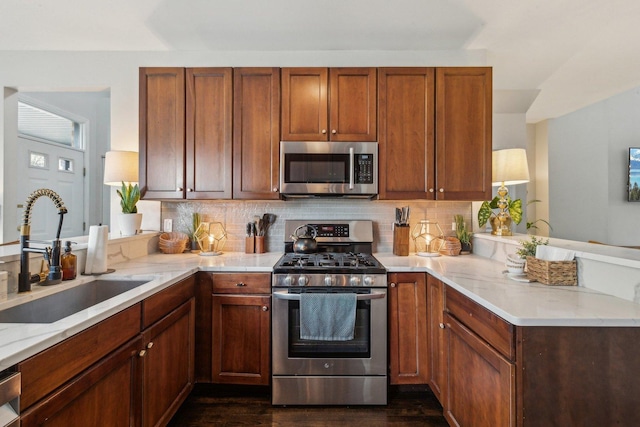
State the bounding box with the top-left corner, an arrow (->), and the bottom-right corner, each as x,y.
0,279 -> 150,324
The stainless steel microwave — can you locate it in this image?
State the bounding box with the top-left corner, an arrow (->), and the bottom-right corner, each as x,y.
279,141 -> 378,199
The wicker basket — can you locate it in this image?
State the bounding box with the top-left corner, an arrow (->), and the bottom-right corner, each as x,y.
159,232 -> 189,254
438,237 -> 462,256
526,256 -> 577,286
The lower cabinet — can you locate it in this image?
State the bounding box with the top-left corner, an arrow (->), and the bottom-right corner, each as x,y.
388,272 -> 428,385
210,273 -> 271,385
18,275 -> 196,427
426,274 -> 445,402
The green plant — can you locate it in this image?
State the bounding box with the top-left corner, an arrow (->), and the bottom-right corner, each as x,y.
516,235 -> 549,258
454,214 -> 472,244
477,196 -> 523,229
116,182 -> 140,214
524,200 -> 552,233
186,212 -> 202,241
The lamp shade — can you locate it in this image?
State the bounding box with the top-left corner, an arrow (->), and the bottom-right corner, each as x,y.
104,151 -> 139,186
492,148 -> 530,186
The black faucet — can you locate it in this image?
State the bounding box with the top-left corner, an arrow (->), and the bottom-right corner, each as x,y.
19,189 -> 68,292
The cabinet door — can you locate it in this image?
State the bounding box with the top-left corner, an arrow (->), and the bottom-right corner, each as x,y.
233,67 -> 281,199
435,67 -> 492,201
185,68 -> 233,199
329,67 -> 377,141
378,68 -> 435,199
212,294 -> 271,385
141,298 -> 195,427
139,67 -> 185,199
444,313 -> 515,427
281,67 -> 329,141
427,274 -> 445,403
388,272 -> 428,385
20,337 -> 143,427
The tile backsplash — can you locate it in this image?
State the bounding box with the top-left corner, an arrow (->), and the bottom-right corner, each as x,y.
161,199 -> 473,253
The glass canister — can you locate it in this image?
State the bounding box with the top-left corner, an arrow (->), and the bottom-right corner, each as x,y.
411,220 -> 444,256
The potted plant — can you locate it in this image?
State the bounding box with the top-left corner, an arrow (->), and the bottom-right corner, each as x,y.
454,214 -> 472,254
186,212 -> 202,252
477,196 -> 523,235
516,235 -> 549,259
116,182 -> 141,236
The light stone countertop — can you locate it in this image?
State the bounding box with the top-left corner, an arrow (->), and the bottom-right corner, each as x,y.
2,249 -> 640,369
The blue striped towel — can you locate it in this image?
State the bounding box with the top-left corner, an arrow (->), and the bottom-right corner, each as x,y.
299,293 -> 357,341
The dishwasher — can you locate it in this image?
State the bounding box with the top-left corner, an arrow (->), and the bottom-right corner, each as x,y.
0,369 -> 20,427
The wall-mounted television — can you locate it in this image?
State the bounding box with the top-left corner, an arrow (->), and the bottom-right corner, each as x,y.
629,147 -> 640,201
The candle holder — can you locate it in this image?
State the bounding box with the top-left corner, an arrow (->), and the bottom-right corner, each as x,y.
411,220 -> 444,257
196,222 -> 227,256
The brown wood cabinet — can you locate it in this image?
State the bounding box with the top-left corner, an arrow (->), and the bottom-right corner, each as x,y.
211,273 -> 271,385
435,67 -> 492,201
139,67 -> 186,199
18,276 -> 196,427
378,67 -> 492,200
140,67 -> 233,200
426,274 -> 445,403
281,67 -> 377,142
233,67 -> 281,199
387,272 -> 428,385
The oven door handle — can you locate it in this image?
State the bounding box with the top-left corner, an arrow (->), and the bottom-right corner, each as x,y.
272,290 -> 386,301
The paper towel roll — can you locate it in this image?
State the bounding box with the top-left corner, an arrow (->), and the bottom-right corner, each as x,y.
85,225 -> 109,274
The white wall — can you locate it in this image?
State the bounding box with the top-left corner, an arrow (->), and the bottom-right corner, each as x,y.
547,85 -> 640,245
0,50 -> 487,235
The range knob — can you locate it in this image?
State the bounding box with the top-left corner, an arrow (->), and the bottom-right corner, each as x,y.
283,275 -> 294,286
363,276 -> 375,286
324,275 -> 334,286
349,276 -> 361,286
298,275 -> 309,286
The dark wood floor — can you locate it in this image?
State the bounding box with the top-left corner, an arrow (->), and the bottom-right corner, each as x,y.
168,385 -> 448,426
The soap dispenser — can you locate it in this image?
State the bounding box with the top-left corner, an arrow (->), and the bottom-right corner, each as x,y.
61,241 -> 77,280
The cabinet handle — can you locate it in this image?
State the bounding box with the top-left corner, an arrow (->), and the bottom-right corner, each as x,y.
235,282 -> 246,287
322,129 -> 327,134
262,306 -> 269,312
139,350 -> 147,357
147,342 -> 154,349
390,283 -> 396,288
439,188 -> 444,193
429,188 -> 434,193
439,323 -> 445,329
331,129 -> 337,134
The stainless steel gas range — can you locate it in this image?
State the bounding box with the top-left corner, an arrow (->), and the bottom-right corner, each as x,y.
271,220 -> 387,406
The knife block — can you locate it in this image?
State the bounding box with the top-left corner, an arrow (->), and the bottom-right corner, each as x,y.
393,225 -> 410,256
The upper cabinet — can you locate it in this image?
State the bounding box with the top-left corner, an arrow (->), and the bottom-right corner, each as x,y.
233,67 -> 281,199
281,67 -> 377,142
378,67 -> 492,201
139,67 -> 233,200
139,67 -> 186,199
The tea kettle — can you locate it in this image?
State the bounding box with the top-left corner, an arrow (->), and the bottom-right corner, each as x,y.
291,225 -> 318,254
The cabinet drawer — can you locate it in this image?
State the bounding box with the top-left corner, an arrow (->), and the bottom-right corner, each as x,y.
445,286 -> 515,361
211,273 -> 271,294
19,304 -> 141,410
143,275 -> 195,328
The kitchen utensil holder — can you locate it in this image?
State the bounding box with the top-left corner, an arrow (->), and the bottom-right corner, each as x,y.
245,236 -> 255,254
393,225 -> 410,256
255,236 -> 265,254
526,256 -> 577,286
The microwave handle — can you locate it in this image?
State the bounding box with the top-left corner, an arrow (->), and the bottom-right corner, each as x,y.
273,290 -> 386,301
349,147 -> 355,190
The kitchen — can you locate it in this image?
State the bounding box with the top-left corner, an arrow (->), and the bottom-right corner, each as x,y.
3,1 -> 640,426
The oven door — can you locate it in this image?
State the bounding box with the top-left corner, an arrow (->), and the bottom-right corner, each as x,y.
272,287 -> 387,376
279,141 -> 378,197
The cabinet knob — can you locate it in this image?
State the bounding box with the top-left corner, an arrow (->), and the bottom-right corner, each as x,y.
322,129 -> 327,134
147,342 -> 154,349
235,282 -> 246,287
187,188 -> 193,192
429,188 -> 434,193
439,323 -> 445,329
331,129 -> 337,134
439,188 -> 444,193
390,282 -> 396,288
139,350 -> 147,357
177,187 -> 182,192
273,187 -> 279,192
262,306 -> 269,312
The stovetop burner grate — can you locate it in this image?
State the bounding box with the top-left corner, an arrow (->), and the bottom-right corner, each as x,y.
273,252 -> 385,274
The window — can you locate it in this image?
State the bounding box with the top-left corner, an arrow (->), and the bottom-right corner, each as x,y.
18,101 -> 84,149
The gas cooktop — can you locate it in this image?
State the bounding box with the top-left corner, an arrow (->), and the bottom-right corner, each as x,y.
273,252 -> 385,275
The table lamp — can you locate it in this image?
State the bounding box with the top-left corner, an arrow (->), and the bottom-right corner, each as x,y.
492,148 -> 530,236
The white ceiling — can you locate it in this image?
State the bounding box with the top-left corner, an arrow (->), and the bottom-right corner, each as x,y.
2,0 -> 640,122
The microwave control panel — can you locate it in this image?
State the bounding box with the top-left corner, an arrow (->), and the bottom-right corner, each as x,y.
355,154 -> 374,184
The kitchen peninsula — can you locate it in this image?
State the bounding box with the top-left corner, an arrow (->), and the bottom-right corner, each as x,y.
1,232 -> 640,426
